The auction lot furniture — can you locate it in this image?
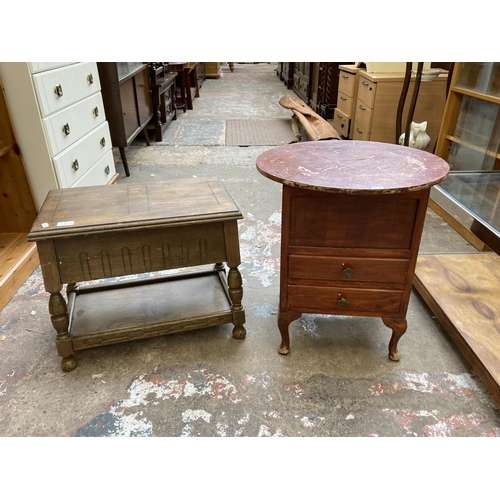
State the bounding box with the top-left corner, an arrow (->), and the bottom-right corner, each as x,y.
28,177 -> 246,372
257,141 -> 449,360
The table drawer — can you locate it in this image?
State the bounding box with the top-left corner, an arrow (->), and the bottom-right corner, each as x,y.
354,98 -> 373,131
287,285 -> 403,315
338,70 -> 356,97
357,77 -> 377,108
337,92 -> 352,116
288,255 -> 409,284
43,92 -> 106,157
53,122 -> 112,187
352,121 -> 370,141
333,108 -> 350,138
71,150 -> 116,188
33,62 -> 101,116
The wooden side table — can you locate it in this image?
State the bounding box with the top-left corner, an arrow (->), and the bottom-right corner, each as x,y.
168,62 -> 200,111
256,141 -> 449,360
28,177 -> 246,371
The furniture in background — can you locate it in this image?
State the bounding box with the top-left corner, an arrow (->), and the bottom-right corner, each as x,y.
168,63 -> 200,112
349,69 -> 448,151
292,62 -> 312,103
97,63 -> 153,177
256,141 -> 449,360
0,76 -> 39,311
147,63 -> 177,141
205,63 -> 221,78
197,62 -> 205,89
28,177 -> 247,372
277,63 -> 294,89
0,62 -> 117,210
414,62 -> 500,406
333,64 -> 361,139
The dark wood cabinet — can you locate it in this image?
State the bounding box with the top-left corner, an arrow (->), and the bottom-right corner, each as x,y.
293,62 -> 312,103
97,63 -> 153,176
278,62 -> 295,89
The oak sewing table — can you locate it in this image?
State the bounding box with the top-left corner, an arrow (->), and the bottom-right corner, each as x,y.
28,177 -> 246,371
256,140 -> 449,360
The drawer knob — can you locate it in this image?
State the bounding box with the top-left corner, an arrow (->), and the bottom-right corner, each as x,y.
93,106 -> 99,117
100,137 -> 106,147
342,267 -> 354,278
87,73 -> 94,84
104,165 -> 110,175
54,84 -> 63,97
338,297 -> 349,308
62,123 -> 70,135
72,159 -> 79,171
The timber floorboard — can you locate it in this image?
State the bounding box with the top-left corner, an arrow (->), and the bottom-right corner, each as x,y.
414,252 -> 500,405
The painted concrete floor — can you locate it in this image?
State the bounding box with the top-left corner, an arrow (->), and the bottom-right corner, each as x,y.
2,64 -> 500,442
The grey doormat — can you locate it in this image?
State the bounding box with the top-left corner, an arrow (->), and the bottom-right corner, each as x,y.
225,118 -> 298,146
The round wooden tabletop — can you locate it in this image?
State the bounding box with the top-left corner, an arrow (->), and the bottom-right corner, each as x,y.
256,140 -> 450,194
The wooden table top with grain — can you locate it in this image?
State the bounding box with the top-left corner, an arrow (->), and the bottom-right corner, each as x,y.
28,177 -> 242,239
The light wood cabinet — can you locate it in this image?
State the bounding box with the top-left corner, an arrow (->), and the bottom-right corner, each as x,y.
0,62 -> 117,210
333,65 -> 360,139
350,70 -> 448,150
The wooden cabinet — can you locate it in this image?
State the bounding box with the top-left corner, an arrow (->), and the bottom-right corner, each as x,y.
0,76 -> 39,310
168,62 -> 200,112
205,63 -> 221,78
293,63 -> 312,103
97,63 -> 153,176
351,70 -> 448,150
278,62 -> 294,89
0,62 -> 117,210
333,64 -> 360,138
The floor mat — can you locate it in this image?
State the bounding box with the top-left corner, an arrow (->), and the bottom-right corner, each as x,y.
225,118 -> 298,146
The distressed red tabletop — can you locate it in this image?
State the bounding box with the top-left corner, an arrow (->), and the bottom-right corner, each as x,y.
256,140 -> 450,194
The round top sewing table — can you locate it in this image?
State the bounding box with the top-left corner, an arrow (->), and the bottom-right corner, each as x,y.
256,140 -> 450,360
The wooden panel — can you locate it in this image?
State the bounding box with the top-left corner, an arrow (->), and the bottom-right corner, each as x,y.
339,70 -> 356,97
119,77 -> 138,140
135,69 -> 153,126
287,284 -> 403,315
288,192 -> 420,250
414,253 -> 500,406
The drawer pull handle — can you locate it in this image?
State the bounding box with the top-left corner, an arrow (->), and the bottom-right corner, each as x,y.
356,127 -> 363,134
359,105 -> 366,110
72,159 -> 79,171
100,137 -> 106,147
343,268 -> 354,278
93,106 -> 99,117
340,96 -> 347,101
54,84 -> 63,97
104,165 -> 110,175
342,75 -> 349,79
62,123 -> 70,135
362,81 -> 369,86
338,298 -> 349,308
337,114 -> 343,119
87,73 -> 94,84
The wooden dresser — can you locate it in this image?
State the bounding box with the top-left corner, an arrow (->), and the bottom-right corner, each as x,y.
333,64 -> 360,138
257,141 -> 449,361
0,62 -> 117,209
350,70 -> 448,150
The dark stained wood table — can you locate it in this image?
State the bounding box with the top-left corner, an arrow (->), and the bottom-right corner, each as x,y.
28,177 -> 246,371
256,140 -> 449,360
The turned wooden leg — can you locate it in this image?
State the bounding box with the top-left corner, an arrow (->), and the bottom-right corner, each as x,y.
277,312 -> 302,355
49,289 -> 77,372
227,266 -> 246,339
382,318 -> 408,361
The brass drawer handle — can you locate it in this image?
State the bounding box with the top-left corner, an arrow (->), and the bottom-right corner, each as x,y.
343,267 -> 354,278
100,137 -> 106,147
54,84 -> 63,97
93,106 -> 99,117
338,297 -> 349,308
87,73 -> 94,84
62,123 -> 70,135
104,165 -> 110,175
72,159 -> 79,171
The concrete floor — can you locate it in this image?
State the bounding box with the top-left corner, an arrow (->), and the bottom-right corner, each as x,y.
2,63 -> 500,438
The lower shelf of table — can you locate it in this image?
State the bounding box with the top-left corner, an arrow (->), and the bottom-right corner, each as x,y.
67,269 -> 233,351
414,252 -> 500,406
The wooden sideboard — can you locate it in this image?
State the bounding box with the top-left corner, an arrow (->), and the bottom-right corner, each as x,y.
97,63 -> 153,176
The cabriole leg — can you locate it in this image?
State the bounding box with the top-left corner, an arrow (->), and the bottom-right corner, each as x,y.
382,318 -> 408,361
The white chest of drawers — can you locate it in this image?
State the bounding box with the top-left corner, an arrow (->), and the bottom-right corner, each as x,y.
0,62 -> 117,209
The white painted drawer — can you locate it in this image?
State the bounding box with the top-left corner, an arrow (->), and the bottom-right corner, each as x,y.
43,92 -> 106,157
32,62 -> 101,116
53,122 -> 112,188
29,62 -> 76,74
71,150 -> 116,188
